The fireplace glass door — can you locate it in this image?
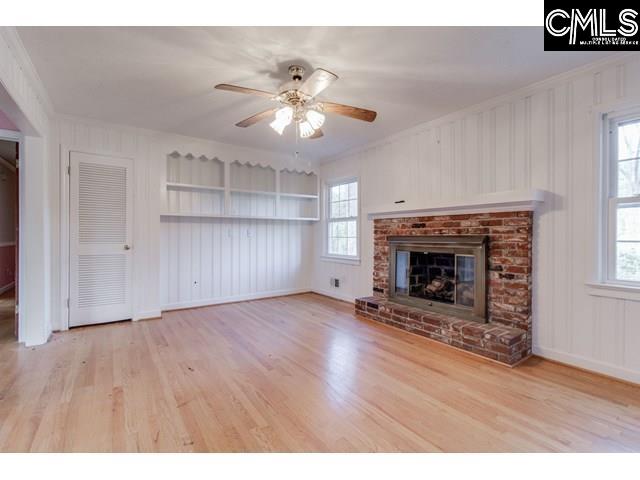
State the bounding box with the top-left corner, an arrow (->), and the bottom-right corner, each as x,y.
389,236 -> 487,322
395,251 -> 475,307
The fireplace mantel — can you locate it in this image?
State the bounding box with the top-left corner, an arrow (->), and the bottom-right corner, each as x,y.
367,189 -> 546,220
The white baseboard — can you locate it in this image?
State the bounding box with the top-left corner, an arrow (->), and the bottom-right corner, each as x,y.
311,288 -> 356,303
0,282 -> 15,295
133,310 -> 162,321
161,287 -> 311,312
534,345 -> 640,385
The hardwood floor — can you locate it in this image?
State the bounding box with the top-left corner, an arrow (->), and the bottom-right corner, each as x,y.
1,293 -> 639,452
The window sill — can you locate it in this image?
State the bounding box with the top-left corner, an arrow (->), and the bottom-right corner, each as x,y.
320,255 -> 361,266
586,282 -> 640,301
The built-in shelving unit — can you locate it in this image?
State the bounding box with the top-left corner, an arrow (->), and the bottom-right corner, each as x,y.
161,154 -> 319,221
165,152 -> 225,216
278,169 -> 319,219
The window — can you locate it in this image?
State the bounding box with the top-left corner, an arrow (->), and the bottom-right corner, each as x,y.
327,179 -> 358,258
605,113 -> 640,285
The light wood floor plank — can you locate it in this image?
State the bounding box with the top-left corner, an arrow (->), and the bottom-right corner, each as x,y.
1,291 -> 639,452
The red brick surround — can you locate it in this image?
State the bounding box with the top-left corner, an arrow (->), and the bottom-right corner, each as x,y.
355,211 -> 533,365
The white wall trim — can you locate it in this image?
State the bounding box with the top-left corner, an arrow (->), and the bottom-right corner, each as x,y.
0,27 -> 51,136
311,288 -> 356,303
133,310 -> 162,321
0,28 -> 54,347
534,345 -> 640,385
0,28 -> 54,117
0,128 -> 20,141
586,282 -> 640,302
161,288 -> 311,311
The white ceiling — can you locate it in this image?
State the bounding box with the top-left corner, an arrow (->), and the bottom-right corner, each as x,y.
18,27 -> 612,160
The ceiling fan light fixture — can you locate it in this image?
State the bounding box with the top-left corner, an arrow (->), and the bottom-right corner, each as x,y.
305,109 -> 325,130
299,121 -> 315,138
269,106 -> 294,135
275,106 -> 293,123
216,66 -> 377,140
269,118 -> 287,135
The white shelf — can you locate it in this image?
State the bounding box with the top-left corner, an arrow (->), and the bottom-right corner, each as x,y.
279,192 -> 319,199
166,182 -> 225,192
229,188 -> 277,196
367,189 -> 546,220
161,212 -> 318,221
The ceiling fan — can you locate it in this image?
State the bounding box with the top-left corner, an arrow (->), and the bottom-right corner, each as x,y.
215,65 -> 377,139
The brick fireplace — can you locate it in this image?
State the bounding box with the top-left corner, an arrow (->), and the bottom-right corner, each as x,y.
355,211 -> 533,366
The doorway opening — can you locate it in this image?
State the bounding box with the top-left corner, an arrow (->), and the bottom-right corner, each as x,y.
0,137 -> 18,342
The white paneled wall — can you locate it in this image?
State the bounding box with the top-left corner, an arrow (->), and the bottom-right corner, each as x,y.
160,218 -> 310,309
58,117 -> 158,324
56,116 -> 315,327
313,54 -> 640,383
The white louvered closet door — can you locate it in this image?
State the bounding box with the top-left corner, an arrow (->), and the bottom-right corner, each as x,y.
69,152 -> 134,327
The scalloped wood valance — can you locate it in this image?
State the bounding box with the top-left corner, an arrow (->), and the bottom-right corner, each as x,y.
166,150 -> 317,175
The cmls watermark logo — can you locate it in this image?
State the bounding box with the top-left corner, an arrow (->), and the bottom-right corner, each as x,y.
544,3 -> 640,50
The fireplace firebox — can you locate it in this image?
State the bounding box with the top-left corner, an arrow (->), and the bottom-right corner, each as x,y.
388,235 -> 487,323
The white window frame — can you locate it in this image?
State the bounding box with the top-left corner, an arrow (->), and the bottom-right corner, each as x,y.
602,109 -> 640,288
322,176 -> 360,264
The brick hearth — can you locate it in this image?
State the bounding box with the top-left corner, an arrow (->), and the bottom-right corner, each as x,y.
355,211 -> 533,366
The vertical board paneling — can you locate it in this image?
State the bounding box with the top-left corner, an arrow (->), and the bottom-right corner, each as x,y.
624,301 -> 640,370
160,216 -> 310,309
570,72 -> 596,359
494,103 -> 511,191
60,117 -> 313,316
552,83 -> 569,352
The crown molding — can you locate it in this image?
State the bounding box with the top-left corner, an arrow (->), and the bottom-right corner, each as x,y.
0,27 -> 55,117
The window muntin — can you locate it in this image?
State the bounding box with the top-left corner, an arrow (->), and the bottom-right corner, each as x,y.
327,180 -> 358,258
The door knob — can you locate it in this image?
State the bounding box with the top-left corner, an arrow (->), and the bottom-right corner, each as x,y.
124,245 -> 131,250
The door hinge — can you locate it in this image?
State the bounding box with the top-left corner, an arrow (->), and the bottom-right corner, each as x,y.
15,304 -> 19,314
16,159 -> 20,169
67,165 -> 71,175
67,298 -> 70,308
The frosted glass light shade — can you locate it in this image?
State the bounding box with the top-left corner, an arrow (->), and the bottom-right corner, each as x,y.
299,121 -> 315,138
270,119 -> 287,135
276,106 -> 293,123
270,106 -> 294,135
305,109 -> 325,129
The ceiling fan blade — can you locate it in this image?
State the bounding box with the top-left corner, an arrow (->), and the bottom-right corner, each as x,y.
300,68 -> 338,98
307,128 -> 324,139
321,102 -> 377,122
215,83 -> 277,99
235,108 -> 279,127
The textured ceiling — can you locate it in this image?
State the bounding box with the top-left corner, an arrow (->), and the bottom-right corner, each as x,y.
18,27 -> 612,160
